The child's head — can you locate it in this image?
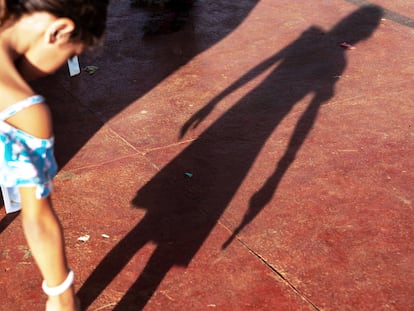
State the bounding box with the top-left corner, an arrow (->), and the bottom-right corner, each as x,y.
0,0 -> 109,79
1,0 -> 109,47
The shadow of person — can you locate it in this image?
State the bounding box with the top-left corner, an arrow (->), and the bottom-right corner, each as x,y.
78,5 -> 383,310
0,212 -> 19,235
131,0 -> 196,36
71,1 -> 259,310
220,5 -> 383,248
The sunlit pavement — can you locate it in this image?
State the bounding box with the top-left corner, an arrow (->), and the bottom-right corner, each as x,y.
1,1 -> 413,310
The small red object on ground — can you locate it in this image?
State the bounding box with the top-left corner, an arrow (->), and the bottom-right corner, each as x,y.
340,42 -> 356,49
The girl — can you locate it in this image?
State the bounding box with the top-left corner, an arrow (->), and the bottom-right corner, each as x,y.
0,1 -> 108,310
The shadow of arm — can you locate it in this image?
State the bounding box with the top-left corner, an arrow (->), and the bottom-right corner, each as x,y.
180,52 -> 285,138
222,89 -> 333,249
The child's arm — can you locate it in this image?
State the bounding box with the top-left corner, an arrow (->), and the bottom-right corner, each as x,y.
11,100 -> 79,310
19,187 -> 79,311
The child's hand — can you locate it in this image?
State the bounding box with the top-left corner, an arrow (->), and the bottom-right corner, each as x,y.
45,293 -> 80,311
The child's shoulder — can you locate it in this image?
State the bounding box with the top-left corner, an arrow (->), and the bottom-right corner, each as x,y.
0,85 -> 51,139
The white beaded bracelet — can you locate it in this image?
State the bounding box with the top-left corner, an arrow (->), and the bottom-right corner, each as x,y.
42,270 -> 74,296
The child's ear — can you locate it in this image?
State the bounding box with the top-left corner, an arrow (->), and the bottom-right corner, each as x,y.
45,18 -> 75,44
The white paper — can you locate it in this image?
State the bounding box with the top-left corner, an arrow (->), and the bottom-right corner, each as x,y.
1,186 -> 21,214
67,56 -> 81,76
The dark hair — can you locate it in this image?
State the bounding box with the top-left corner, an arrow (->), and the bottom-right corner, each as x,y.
1,0 -> 109,46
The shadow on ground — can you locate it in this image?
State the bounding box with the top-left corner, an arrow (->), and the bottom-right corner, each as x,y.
69,5 -> 383,310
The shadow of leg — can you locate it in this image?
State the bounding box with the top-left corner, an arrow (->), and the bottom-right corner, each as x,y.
113,248 -> 174,311
77,224 -> 150,310
222,95 -> 326,249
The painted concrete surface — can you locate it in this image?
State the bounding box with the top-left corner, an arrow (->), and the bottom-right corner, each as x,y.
1,0 -> 413,310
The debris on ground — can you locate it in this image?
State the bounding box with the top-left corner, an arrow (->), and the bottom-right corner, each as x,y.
77,234 -> 90,242
340,42 -> 356,50
84,65 -> 99,75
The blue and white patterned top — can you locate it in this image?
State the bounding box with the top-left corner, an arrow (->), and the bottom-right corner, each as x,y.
0,95 -> 57,199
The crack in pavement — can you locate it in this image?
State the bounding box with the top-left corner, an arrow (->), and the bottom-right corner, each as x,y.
236,237 -> 321,311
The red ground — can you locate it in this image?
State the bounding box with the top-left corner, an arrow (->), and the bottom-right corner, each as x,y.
1,1 -> 413,310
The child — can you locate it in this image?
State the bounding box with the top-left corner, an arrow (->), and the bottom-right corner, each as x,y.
0,1 -> 109,310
